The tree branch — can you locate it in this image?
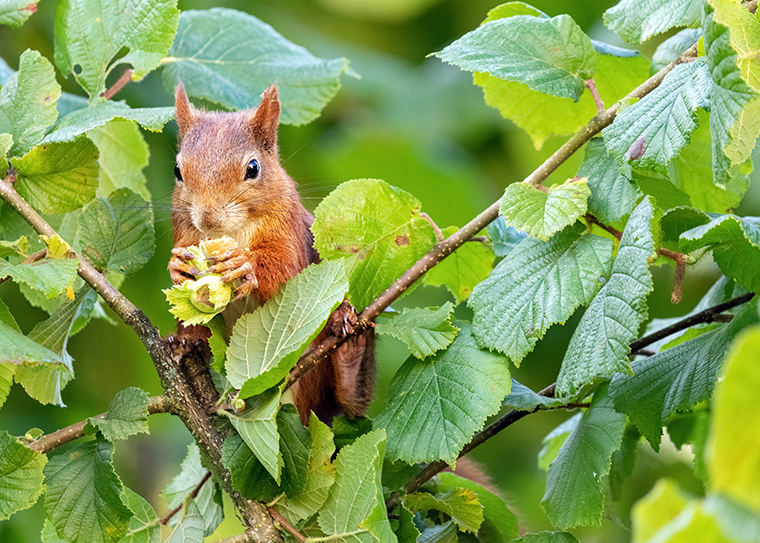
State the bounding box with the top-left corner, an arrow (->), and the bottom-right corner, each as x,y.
267,507 -> 307,542
289,43 -> 700,388
0,178 -> 283,542
28,395 -> 172,454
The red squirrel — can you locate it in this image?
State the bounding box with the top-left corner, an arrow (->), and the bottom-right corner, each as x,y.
169,84 -> 375,425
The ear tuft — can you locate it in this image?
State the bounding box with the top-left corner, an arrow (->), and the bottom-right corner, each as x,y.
250,84 -> 281,152
175,83 -> 194,142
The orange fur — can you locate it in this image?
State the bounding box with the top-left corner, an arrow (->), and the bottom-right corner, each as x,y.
170,84 -> 375,426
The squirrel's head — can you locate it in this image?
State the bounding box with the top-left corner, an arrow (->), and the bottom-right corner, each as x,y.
172,83 -> 297,242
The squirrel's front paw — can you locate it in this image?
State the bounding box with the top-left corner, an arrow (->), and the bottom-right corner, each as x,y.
205,248 -> 258,299
169,248 -> 201,284
327,299 -> 359,339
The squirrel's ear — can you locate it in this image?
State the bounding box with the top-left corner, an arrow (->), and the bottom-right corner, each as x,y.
175,83 -> 193,142
250,85 -> 280,152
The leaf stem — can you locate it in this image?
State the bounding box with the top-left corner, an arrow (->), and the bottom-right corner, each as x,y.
27,395 -> 172,454
585,78 -> 605,114
420,212 -> 444,242
160,471 -> 212,525
101,68 -> 134,100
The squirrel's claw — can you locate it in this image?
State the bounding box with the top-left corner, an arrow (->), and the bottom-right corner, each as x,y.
327,300 -> 358,339
168,254 -> 200,284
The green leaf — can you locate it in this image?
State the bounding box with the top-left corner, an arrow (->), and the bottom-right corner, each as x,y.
470,223 -> 613,365
541,383 -> 626,529
313,179 -> 437,311
511,533 -> 580,543
579,138 -> 641,224
652,29 -> 702,71
0,132 -> 11,177
604,0 -> 703,43
0,257 -> 79,299
162,444 -> 223,537
208,315 -> 227,375
679,214 -> 760,292
165,498 -> 204,543
394,503 -> 420,543
503,379 -> 575,411
0,361 -> 14,408
41,518 -> 69,543
317,429 -> 394,543
12,138 -> 99,214
486,216 -> 527,257
44,102 -> 174,145
88,119 -> 152,201
633,168 -> 691,211
405,488 -> 483,533
538,414 -> 581,471
707,325 -> 760,512
121,487 -> 160,543
499,180 -> 591,241
556,197 -> 655,396
671,110 -> 750,213
13,289 -> 89,406
631,480 -> 734,543
437,471 -> 519,542
0,49 -> 60,157
44,439 -> 133,543
0,431 -> 46,520
666,407 -> 710,483
609,424 -> 642,507
78,188 -> 155,277
221,434 -> 279,502
224,386 -> 283,483
227,260 -> 347,397
376,303 -> 459,359
89,387 -> 150,441
54,0 -> 179,98
272,413 -> 336,526
374,323 -> 511,466
422,226 -> 494,303
602,58 -> 710,173
0,0 -> 41,27
704,5 -> 760,187
162,8 -> 350,126
610,298 -> 759,449
476,43 -> 650,150
418,521 -> 457,543
234,266 -> 345,395
709,0 -> 760,91
631,479 -> 689,542
435,14 -> 596,100
277,405 -> 311,498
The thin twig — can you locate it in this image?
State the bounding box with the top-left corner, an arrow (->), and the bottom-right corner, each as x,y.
629,291 -> 755,353
160,472 -> 212,525
669,251 -> 687,304
468,236 -> 488,243
101,68 -> 134,100
585,78 -> 606,114
28,395 -> 172,453
267,507 -> 307,542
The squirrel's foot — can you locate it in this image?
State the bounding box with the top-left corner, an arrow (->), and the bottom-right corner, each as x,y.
205,248 -> 258,299
327,299 -> 359,339
169,249 -> 201,284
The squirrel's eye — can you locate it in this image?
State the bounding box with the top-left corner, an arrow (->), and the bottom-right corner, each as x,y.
246,159 -> 260,180
174,163 -> 183,182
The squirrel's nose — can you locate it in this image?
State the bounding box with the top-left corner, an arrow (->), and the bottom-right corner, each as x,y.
195,207 -> 222,232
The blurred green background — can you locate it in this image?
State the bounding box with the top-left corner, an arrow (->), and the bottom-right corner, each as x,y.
1,0 -> 758,541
